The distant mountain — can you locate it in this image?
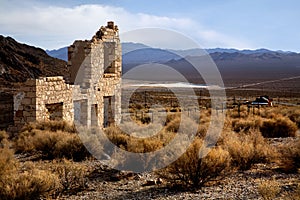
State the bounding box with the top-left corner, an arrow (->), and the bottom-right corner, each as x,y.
1,35 -> 298,91
46,42 -> 298,62
0,36 -> 68,87
120,44 -> 300,87
161,52 -> 300,85
44,42 -> 300,87
122,42 -> 150,54
123,48 -> 181,64
46,47 -> 68,61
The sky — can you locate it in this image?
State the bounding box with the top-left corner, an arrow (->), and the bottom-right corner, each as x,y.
0,0 -> 299,51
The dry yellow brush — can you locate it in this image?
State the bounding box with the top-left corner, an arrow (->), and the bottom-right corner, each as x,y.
0,131 -> 60,200
0,103 -> 298,199
0,123 -> 91,200
221,129 -> 275,170
258,179 -> 281,200
14,121 -> 90,161
159,138 -> 231,188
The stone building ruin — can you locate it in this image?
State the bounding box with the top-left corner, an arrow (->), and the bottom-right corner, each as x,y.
4,21 -> 122,132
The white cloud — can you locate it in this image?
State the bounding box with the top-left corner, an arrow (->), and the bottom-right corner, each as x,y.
0,3 -> 253,50
196,30 -> 253,49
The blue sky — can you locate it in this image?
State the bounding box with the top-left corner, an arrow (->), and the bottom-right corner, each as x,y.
0,0 -> 299,51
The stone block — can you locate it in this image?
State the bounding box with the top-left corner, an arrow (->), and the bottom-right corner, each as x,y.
22,98 -> 31,105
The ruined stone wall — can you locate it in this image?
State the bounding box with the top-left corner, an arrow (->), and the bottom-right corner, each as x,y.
8,21 -> 122,132
12,77 -> 74,131
0,92 -> 14,129
97,77 -> 121,126
68,21 -> 122,128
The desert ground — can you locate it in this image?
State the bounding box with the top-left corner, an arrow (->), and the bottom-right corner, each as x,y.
0,85 -> 299,200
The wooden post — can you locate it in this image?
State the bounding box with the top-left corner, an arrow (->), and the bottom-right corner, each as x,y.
247,105 -> 250,115
238,102 -> 241,118
144,91 -> 147,108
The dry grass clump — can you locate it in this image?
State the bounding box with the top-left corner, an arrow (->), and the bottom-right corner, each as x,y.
127,138 -> 164,153
260,117 -> 298,138
294,183 -> 300,200
0,132 -> 60,200
104,126 -> 130,150
276,107 -> 300,128
21,120 -> 77,133
279,139 -> 300,173
222,130 -> 275,170
41,159 -> 90,194
14,128 -> 90,161
0,131 -> 17,177
160,138 -> 231,188
165,113 -> 181,126
229,107 -> 249,118
0,167 -> 60,200
258,179 -> 281,200
0,146 -> 17,178
0,133 -> 15,176
104,126 -> 169,153
231,117 -> 262,132
0,130 -> 9,147
0,158 -> 89,199
165,113 -> 205,138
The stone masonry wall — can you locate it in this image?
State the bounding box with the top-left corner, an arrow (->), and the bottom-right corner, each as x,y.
68,21 -> 122,128
0,92 -> 14,129
13,76 -> 74,131
8,21 -> 122,132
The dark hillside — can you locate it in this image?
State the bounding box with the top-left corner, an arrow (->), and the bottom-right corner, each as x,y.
0,36 -> 68,88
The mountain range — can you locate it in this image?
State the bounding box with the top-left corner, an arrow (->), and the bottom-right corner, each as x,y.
46,42 -> 297,62
1,36 -> 299,90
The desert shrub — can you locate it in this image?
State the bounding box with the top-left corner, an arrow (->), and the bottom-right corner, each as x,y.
0,168 -> 60,200
105,126 -> 166,153
53,134 -> 90,161
14,129 -> 90,161
104,126 -> 130,150
0,148 -> 59,200
127,138 -> 164,153
165,114 -> 199,137
0,131 -> 10,149
222,130 -> 275,170
260,117 -> 297,138
275,107 -> 300,128
288,112 -> 300,129
0,131 -> 17,178
232,117 -> 262,132
21,120 -> 77,133
279,139 -> 300,173
0,147 -> 17,178
165,113 -> 181,126
141,116 -> 151,124
46,159 -> 89,194
258,107 -> 279,119
229,109 -> 249,118
160,138 -> 231,188
294,183 -> 300,200
285,109 -> 300,128
165,116 -> 181,133
258,179 -> 281,200
197,124 -> 208,138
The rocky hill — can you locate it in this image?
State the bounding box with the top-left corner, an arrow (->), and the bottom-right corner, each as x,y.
0,36 -> 68,88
